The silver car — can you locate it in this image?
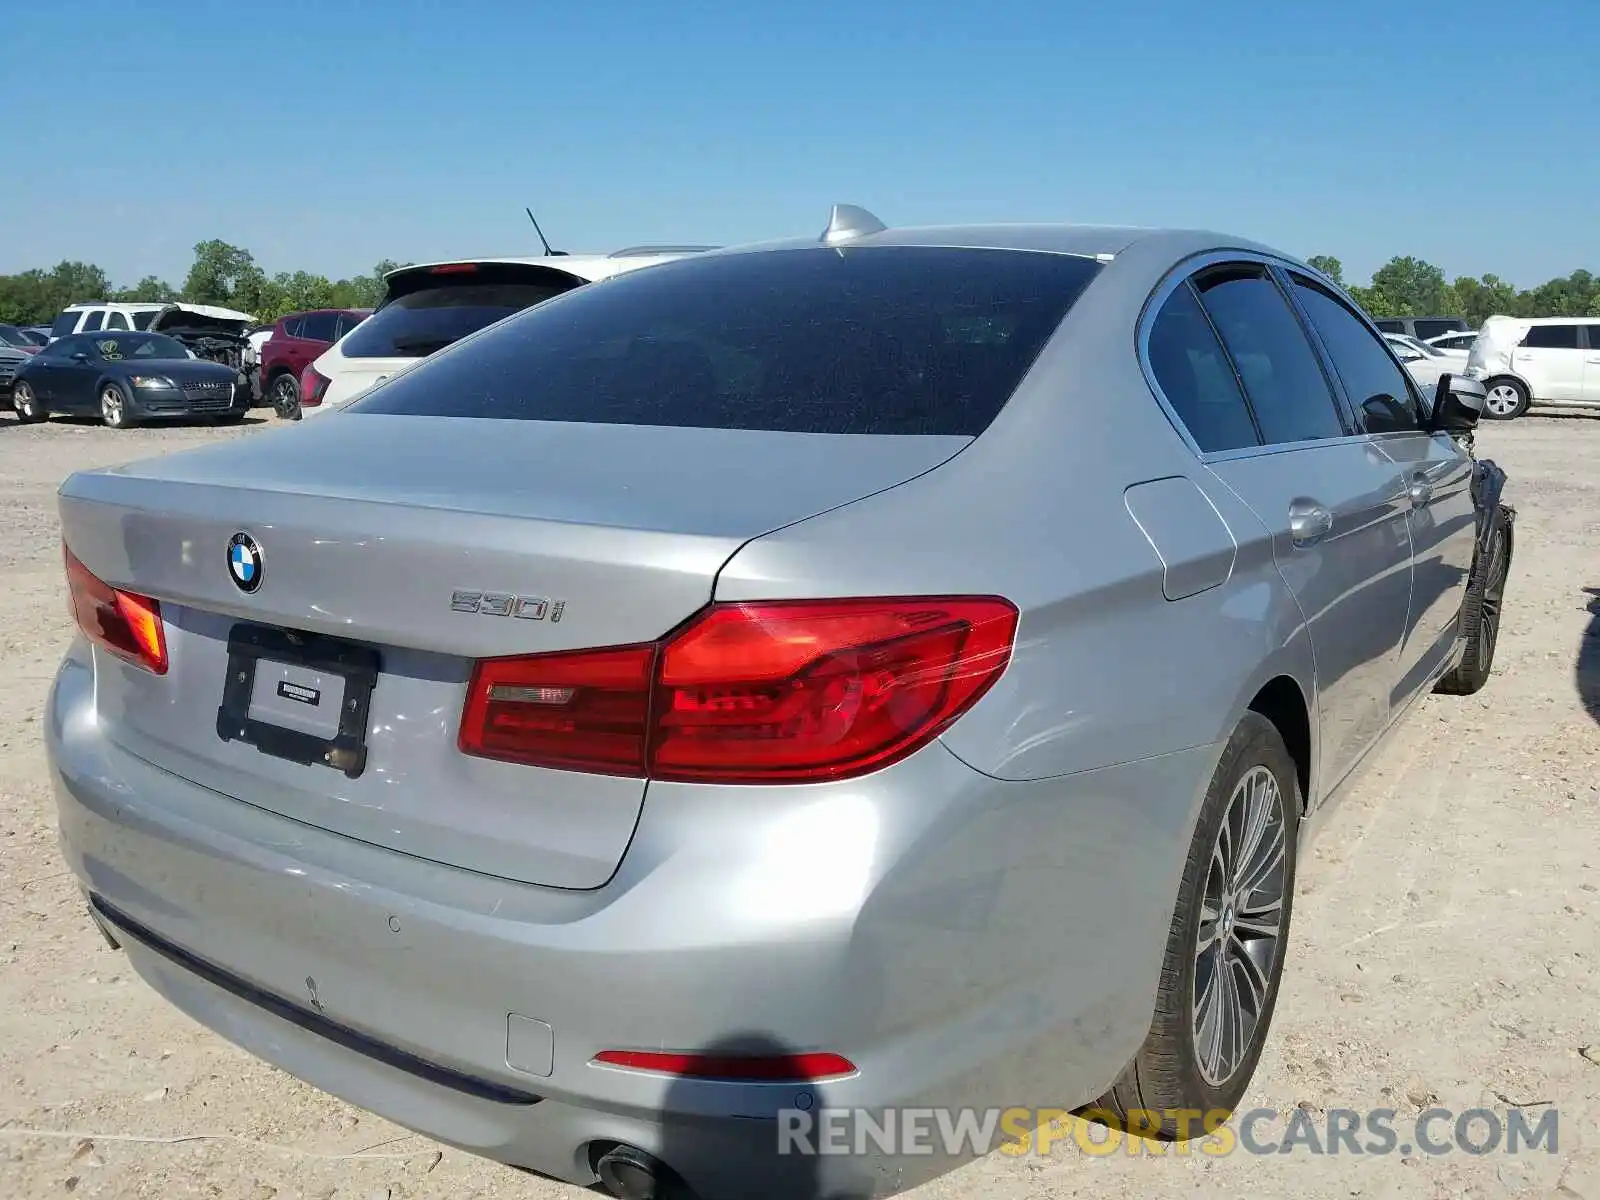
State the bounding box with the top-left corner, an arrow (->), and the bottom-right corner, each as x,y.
46,208 -> 1513,1200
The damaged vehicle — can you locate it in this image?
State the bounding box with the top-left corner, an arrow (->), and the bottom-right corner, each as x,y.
45,210 -> 1514,1200
48,301 -> 257,393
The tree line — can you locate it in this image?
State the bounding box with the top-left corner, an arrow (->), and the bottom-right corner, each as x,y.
0,240 -> 406,327
1,239 -> 1596,329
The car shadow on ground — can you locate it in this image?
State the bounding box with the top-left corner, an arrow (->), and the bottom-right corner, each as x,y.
0,412 -> 272,431
1581,588 -> 1600,725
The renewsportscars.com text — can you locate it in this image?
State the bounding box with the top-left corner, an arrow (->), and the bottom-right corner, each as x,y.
776,1106 -> 1559,1158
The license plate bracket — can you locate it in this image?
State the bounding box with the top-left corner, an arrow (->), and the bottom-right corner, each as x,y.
216,624 -> 380,779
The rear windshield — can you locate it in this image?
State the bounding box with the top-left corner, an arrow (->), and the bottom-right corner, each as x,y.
349,247 -> 1103,435
337,264 -> 585,359
50,310 -> 80,337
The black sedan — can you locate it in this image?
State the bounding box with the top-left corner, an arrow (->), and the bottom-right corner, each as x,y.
10,331 -> 249,428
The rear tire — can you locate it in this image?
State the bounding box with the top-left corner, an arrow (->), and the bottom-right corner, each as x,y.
269,371 -> 300,420
1435,505 -> 1512,696
100,383 -> 132,429
12,381 -> 46,423
1089,712 -> 1299,1138
1482,377 -> 1529,420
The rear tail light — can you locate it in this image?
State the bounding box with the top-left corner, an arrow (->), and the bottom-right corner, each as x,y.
299,362 -> 330,407
592,1049 -> 857,1081
64,546 -> 167,674
459,597 -> 1017,784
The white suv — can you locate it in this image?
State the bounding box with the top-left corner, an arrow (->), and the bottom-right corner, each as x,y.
1466,315 -> 1600,419
294,248 -> 709,418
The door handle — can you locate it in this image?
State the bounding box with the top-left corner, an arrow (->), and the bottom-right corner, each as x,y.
1406,473 -> 1433,506
1288,499 -> 1334,547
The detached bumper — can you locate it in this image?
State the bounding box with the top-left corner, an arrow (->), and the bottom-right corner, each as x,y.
45,641 -> 1211,1197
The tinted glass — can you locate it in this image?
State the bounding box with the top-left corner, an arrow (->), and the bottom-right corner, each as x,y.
1372,318 -> 1404,333
80,310 -> 104,332
51,311 -> 80,337
1291,276 -> 1424,434
0,324 -> 29,348
1411,319 -> 1465,340
353,247 -> 1103,435
335,311 -> 365,338
300,311 -> 339,341
281,315 -> 304,338
1523,324 -> 1580,349
1146,282 -> 1259,452
131,309 -> 159,330
1193,266 -> 1346,444
90,333 -> 189,360
105,311 -> 130,330
53,336 -> 87,358
339,265 -> 585,359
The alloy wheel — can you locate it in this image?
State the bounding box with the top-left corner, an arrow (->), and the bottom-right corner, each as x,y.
1485,385 -> 1523,418
1192,764 -> 1288,1086
101,387 -> 125,427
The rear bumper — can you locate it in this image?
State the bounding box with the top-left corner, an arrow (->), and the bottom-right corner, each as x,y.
46,642 -> 1216,1197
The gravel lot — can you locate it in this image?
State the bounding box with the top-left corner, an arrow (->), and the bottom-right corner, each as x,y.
2,410 -> 1598,1200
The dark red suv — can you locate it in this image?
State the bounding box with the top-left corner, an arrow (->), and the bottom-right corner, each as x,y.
259,309 -> 370,416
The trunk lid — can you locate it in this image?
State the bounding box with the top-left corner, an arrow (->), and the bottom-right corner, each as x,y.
59,415 -> 968,887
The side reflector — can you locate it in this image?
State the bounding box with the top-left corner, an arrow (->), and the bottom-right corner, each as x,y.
64,546 -> 167,674
592,1049 -> 857,1081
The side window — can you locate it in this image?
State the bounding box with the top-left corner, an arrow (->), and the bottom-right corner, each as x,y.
1412,319 -> 1459,341
1522,324 -> 1580,349
50,311 -> 81,338
1146,282 -> 1260,452
1372,318 -> 1404,334
281,315 -> 305,339
80,309 -> 105,333
300,311 -> 339,341
335,311 -> 365,339
1290,275 -> 1425,434
105,311 -> 130,331
1192,265 -> 1347,445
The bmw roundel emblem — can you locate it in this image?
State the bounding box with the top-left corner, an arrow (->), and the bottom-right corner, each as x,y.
227,532 -> 263,593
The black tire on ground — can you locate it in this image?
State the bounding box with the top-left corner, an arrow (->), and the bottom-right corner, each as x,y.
12,381 -> 47,423
1435,504 -> 1513,696
1482,377 -> 1530,421
269,371 -> 300,420
1088,712 -> 1300,1138
100,383 -> 132,429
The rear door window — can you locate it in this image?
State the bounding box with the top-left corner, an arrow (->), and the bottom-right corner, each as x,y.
1411,318 -> 1464,340
1372,318 -> 1404,334
1522,324 -> 1580,349
1146,282 -> 1260,452
281,316 -> 305,338
351,246 -> 1103,434
105,311 -> 130,331
1289,274 -> 1426,434
80,310 -> 105,333
299,311 -> 339,342
1191,264 -> 1348,445
338,264 -> 587,359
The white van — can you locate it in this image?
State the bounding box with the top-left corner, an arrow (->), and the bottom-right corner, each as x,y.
1466,315 -> 1600,419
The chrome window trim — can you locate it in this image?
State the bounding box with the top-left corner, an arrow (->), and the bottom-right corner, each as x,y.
1136,248 -> 1370,464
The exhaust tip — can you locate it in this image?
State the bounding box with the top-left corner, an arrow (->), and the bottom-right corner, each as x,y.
594,1144 -> 683,1200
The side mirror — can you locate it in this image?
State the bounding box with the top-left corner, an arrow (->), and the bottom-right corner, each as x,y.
1429,373 -> 1484,435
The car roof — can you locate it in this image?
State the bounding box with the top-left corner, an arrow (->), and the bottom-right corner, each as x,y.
698,222 -> 1281,264
1521,316 -> 1600,325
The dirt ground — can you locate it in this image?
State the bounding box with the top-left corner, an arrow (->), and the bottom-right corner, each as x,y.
2,410 -> 1598,1200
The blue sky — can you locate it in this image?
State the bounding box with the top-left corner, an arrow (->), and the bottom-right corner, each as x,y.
3,0 -> 1594,290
